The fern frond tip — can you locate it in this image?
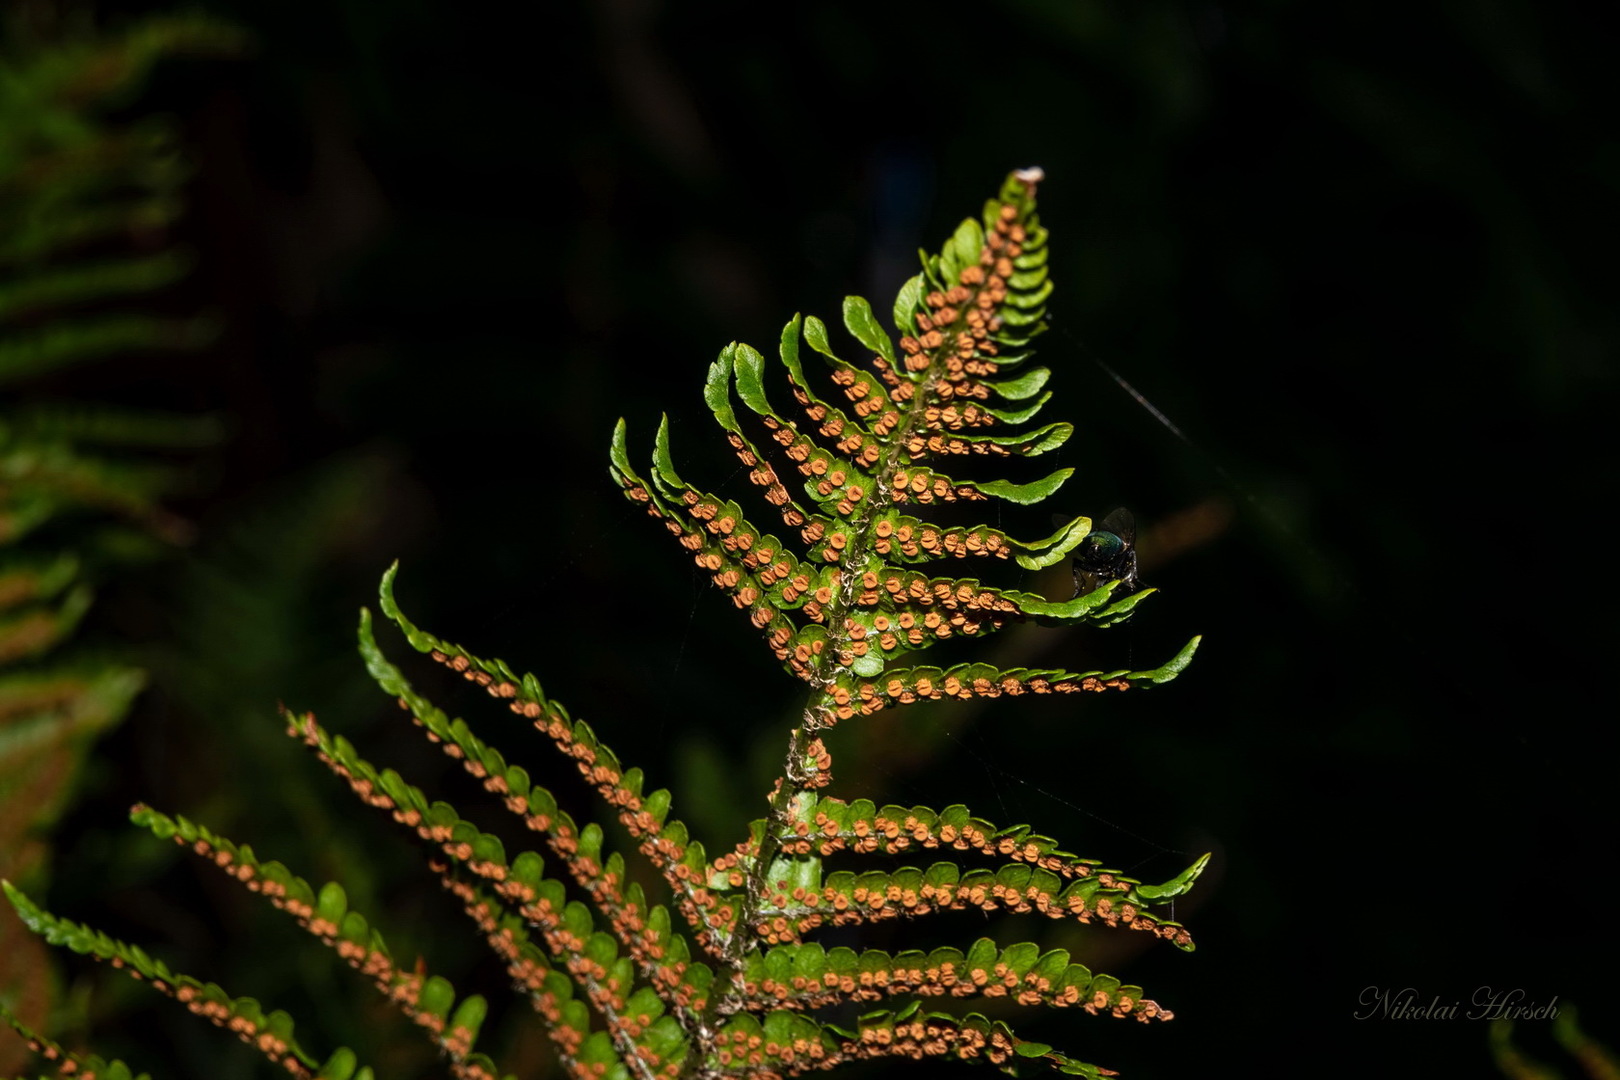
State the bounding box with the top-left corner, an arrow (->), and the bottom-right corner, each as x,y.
973,467 -> 1073,506
1012,515 -> 1093,571
841,295 -> 897,365
652,413 -> 684,488
1133,852 -> 1211,905
378,561 -> 401,617
1146,635 -> 1201,683
609,415 -> 629,457
1,880 -> 39,929
314,1046 -> 361,1080
358,605 -> 411,697
375,563 -> 440,655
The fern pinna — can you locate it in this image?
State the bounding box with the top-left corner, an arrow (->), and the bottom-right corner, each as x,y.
3,169 -> 1206,1080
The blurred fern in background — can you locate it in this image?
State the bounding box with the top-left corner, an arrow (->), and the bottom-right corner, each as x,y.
0,11 -> 238,1069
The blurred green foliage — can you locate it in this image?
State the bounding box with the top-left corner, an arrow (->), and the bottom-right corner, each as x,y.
1,10 -> 239,1070
1491,1006 -> 1620,1080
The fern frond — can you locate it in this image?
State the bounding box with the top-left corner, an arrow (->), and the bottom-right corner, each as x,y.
10,171 -> 1205,1078
366,551 -> 1189,1069
0,313 -> 217,386
759,795 -> 1205,917
824,1005 -> 1116,1078
1554,1005 -> 1620,1080
375,568 -> 753,952
0,584 -> 91,664
0,432 -> 190,536
127,806 -> 505,1077
0,250 -> 191,323
358,608 -> 708,981
604,168 -> 1204,1074
0,1002 -> 153,1080
734,936 -> 1171,1019
0,403 -> 223,449
354,171 -> 1201,1076
1,881 -> 357,1079
740,857 -> 1191,951
0,664 -> 144,797
829,641 -> 1198,720
429,860 -> 690,1080
696,1003 -> 1118,1079
284,707 -> 702,1076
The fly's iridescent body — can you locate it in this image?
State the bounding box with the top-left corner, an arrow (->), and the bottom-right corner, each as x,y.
1073,507 -> 1140,599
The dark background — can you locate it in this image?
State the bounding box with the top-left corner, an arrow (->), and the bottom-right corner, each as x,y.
33,0 -> 1619,1076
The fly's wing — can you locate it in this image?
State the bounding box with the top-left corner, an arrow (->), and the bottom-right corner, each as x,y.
1050,509 -> 1133,541
1097,507 -> 1136,546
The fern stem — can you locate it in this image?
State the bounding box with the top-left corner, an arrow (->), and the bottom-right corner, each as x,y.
690,173 -> 1048,1080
